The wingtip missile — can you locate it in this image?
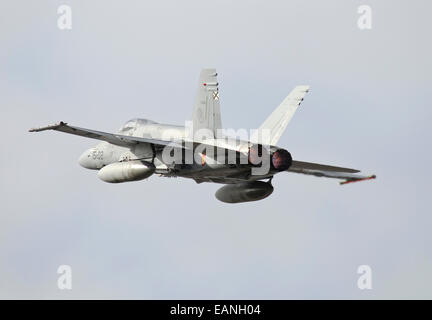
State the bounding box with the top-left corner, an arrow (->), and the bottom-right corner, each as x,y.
340,174 -> 376,185
29,121 -> 67,132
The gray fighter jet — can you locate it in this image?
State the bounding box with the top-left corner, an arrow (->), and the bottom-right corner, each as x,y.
29,69 -> 375,203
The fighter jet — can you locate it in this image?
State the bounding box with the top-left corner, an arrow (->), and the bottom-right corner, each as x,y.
29,69 -> 375,203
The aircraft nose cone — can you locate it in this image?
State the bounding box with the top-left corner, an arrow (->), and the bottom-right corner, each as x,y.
78,150 -> 94,169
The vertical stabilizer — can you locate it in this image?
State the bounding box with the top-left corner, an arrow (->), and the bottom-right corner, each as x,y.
251,85 -> 310,146
192,69 -> 222,140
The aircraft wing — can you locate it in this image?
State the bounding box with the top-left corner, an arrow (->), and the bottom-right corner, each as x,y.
29,121 -> 185,149
28,121 -> 246,156
287,160 -> 376,185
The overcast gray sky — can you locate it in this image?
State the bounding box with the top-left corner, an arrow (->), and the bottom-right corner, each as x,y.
1,0 -> 431,299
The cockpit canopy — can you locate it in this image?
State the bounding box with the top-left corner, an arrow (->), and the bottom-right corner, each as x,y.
117,118 -> 157,133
